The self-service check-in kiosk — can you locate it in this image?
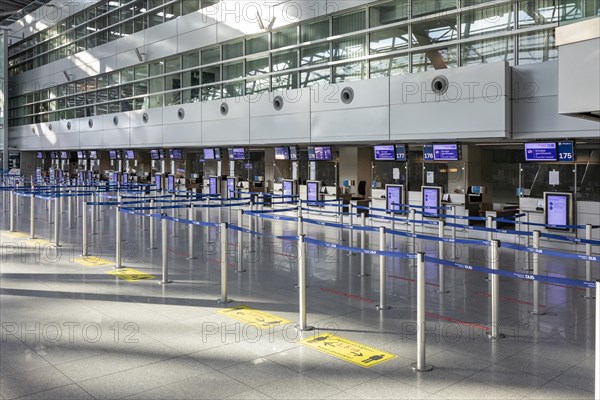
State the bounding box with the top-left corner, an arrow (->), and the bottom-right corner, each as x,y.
167,175 -> 176,193
544,192 -> 574,231
422,186 -> 442,218
209,176 -> 220,196
385,184 -> 405,214
227,177 -> 237,199
154,174 -> 163,193
283,179 -> 297,199
306,180 -> 321,203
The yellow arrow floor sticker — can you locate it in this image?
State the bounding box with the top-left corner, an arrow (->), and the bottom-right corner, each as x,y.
74,257 -> 113,267
107,268 -> 155,281
217,305 -> 291,329
301,333 -> 396,368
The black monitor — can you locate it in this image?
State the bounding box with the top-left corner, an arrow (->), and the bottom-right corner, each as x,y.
169,148 -> 183,160
275,147 -> 290,160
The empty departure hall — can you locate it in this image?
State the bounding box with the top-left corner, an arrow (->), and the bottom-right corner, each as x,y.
0,1 -> 599,399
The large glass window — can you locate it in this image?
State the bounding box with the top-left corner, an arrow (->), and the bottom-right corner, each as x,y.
333,61 -> 365,82
412,16 -> 458,46
370,27 -> 410,53
223,41 -> 243,60
370,55 -> 409,78
518,30 -> 557,64
246,34 -> 269,55
246,57 -> 269,76
519,0 -> 560,26
272,51 -> 297,71
461,4 -> 514,38
300,67 -> 330,87
333,35 -> 366,61
461,36 -> 515,65
301,44 -> 331,66
202,47 -> 220,65
413,0 -> 456,17
412,46 -> 458,72
301,19 -> 329,42
272,26 -> 297,49
333,11 -> 366,35
370,0 -> 409,27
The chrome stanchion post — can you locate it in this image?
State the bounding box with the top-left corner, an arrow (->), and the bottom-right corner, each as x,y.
296,234 -> 313,331
82,201 -> 89,256
114,205 -> 122,269
54,197 -> 60,247
59,189 -> 64,214
358,213 -> 368,277
437,220 -> 448,293
485,216 -> 494,281
247,209 -> 254,253
584,225 -> 594,299
187,204 -> 196,260
47,197 -> 52,225
159,216 -> 173,284
236,209 -> 246,273
67,190 -> 72,229
530,230 -> 545,315
412,252 -> 433,372
148,199 -> 156,250
487,239 -> 505,339
409,209 -> 416,267
391,216 -> 397,250
8,190 -> 16,232
376,226 -> 390,311
595,280 -> 599,399
29,194 -> 35,239
217,222 -> 232,303
90,195 -> 95,236
451,206 -> 457,259
347,204 -> 355,256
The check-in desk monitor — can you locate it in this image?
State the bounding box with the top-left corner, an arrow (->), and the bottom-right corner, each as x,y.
209,176 -> 219,195
227,177 -> 237,199
154,174 -> 162,192
283,179 -> 296,198
422,186 -> 442,218
111,172 -> 119,185
123,172 -> 129,186
386,184 -> 405,214
167,175 -> 175,193
307,181 -> 321,203
544,192 -> 573,231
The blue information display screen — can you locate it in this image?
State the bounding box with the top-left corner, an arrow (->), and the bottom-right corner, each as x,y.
78,171 -> 84,184
525,143 -> 557,161
230,148 -> 246,160
433,144 -> 460,161
557,141 -> 575,162
169,149 -> 183,160
546,193 -> 569,227
111,172 -> 118,185
307,182 -> 319,202
203,149 -> 215,160
227,178 -> 236,198
395,144 -> 407,161
423,145 -> 434,161
275,147 -> 290,160
87,171 -> 93,182
123,173 -> 129,185
374,145 -> 395,161
283,180 -> 294,197
423,187 -> 440,216
386,185 -> 403,213
167,175 -> 175,192
209,177 -> 218,195
154,175 -> 162,192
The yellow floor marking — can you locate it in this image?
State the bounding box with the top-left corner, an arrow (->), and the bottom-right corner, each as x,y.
74,257 -> 113,267
301,333 -> 396,368
4,231 -> 29,238
218,305 -> 292,329
107,268 -> 155,281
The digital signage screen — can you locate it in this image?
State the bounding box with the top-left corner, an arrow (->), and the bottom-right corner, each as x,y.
111,172 -> 119,185
283,180 -> 295,198
423,145 -> 434,161
386,185 -> 404,213
307,147 -> 316,161
60,151 -> 70,159
433,144 -> 460,161
154,175 -> 162,192
169,148 -> 183,160
307,181 -> 319,202
314,146 -> 331,161
36,151 -> 44,159
545,192 -> 572,230
289,146 -> 298,161
77,151 -> 84,159
125,150 -> 136,160
557,141 -> 575,162
89,150 -> 98,160
109,150 -> 118,160
167,175 -> 175,192
78,171 -> 84,184
150,149 -> 164,160
374,145 -> 396,161
422,186 -> 441,217
57,170 -> 63,181
275,147 -> 290,160
230,148 -> 246,160
122,173 -> 129,185
395,144 -> 407,162
525,142 -> 557,161
209,176 -> 219,195
227,178 -> 236,198
214,148 -> 221,160
203,148 -> 215,160
87,171 -> 93,182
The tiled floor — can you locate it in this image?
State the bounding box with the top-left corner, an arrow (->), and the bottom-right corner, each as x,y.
0,196 -> 596,399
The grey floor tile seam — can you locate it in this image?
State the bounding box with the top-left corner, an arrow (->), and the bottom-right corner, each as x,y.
543,364 -> 595,395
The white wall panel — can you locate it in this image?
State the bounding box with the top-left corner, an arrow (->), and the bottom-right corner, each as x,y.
178,10 -> 217,35
131,126 -> 163,147
146,37 -> 179,61
58,131 -> 81,149
178,25 -> 218,53
102,129 -> 130,148
202,98 -> 250,145
145,22 -> 178,46
79,131 -> 103,148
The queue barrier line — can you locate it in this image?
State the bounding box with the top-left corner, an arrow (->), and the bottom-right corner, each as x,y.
539,232 -> 600,247
502,242 -> 599,263
244,211 -> 297,223
385,228 -> 491,247
227,223 -> 299,241
427,256 -> 595,290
